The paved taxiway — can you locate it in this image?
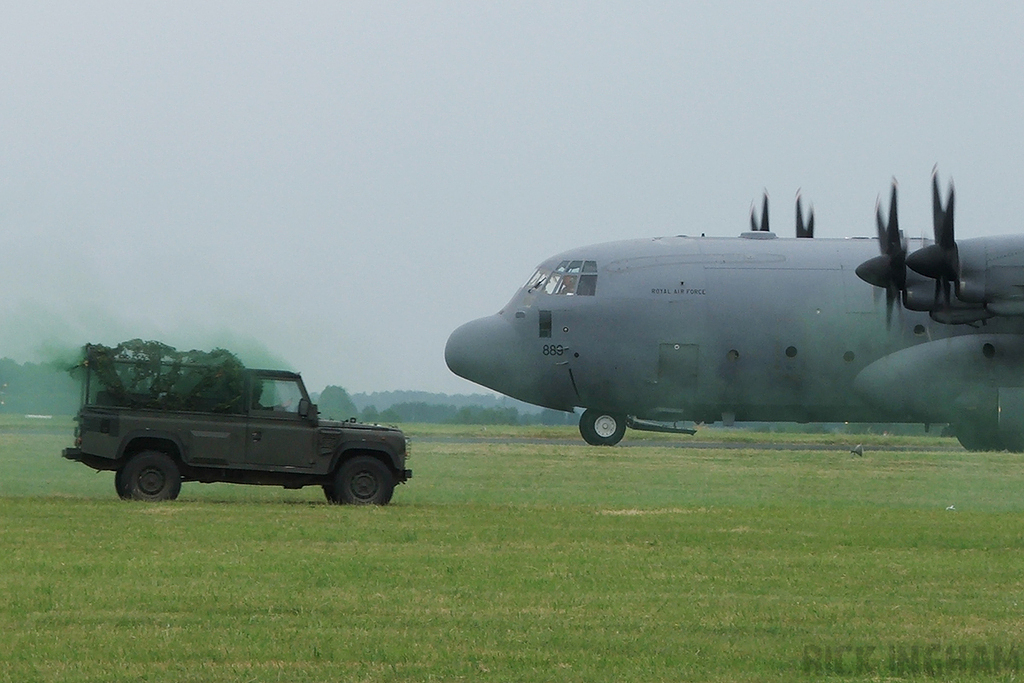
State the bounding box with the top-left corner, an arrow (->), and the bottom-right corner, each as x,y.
415,436 -> 964,452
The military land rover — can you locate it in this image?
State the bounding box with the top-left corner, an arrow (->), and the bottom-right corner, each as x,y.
62,341 -> 410,504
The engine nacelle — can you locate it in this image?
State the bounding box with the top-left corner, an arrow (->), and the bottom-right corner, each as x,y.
903,269 -> 940,312
956,236 -> 1024,313
903,268 -> 990,323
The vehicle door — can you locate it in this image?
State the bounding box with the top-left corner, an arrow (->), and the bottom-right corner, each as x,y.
246,376 -> 317,469
181,411 -> 250,467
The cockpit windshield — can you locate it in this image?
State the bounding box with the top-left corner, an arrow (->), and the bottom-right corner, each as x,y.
525,260 -> 598,296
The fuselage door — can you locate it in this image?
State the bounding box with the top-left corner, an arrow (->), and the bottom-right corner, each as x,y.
658,343 -> 699,388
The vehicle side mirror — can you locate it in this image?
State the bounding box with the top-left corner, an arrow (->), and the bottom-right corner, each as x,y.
298,398 -> 318,425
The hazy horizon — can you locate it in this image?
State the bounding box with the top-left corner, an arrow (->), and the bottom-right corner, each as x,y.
4,3 -> 1024,394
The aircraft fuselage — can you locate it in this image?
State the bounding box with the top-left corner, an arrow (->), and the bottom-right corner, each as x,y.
446,231 -> 1024,446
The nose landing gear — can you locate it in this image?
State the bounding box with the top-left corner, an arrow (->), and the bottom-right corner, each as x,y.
579,409 -> 626,446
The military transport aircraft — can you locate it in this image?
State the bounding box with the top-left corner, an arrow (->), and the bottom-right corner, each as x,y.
445,171 -> 1024,451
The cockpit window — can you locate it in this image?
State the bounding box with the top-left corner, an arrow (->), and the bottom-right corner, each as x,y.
524,269 -> 547,291
528,260 -> 598,296
543,272 -> 563,295
556,274 -> 578,295
577,272 -> 597,296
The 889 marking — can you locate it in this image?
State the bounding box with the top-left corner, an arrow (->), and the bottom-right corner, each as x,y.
542,344 -> 565,356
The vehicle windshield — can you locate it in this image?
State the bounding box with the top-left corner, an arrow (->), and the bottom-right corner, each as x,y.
252,378 -> 305,414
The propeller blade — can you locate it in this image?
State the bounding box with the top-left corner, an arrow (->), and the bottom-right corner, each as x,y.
932,171 -> 944,239
858,179 -> 906,329
932,169 -> 955,249
795,194 -> 814,238
875,199 -> 886,246
886,184 -> 899,254
941,186 -> 955,249
750,192 -> 770,232
908,168 -> 959,311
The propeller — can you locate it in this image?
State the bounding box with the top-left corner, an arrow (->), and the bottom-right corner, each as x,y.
750,193 -> 769,232
906,169 -> 958,309
795,192 -> 814,238
855,181 -> 906,327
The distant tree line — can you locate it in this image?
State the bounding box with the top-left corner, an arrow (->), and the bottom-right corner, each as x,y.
316,385 -> 575,425
361,402 -> 574,426
348,389 -> 541,413
0,361 -> 575,425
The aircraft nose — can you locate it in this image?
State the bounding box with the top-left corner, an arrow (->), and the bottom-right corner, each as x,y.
445,315 -> 516,388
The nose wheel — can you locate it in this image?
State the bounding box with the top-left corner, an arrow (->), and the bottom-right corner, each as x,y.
579,409 -> 626,446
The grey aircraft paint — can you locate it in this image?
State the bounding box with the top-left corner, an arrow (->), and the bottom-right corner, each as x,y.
446,180 -> 1024,450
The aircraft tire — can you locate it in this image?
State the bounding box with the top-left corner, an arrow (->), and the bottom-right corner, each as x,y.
333,455 -> 395,505
955,421 -> 1004,452
579,409 -> 626,446
1003,436 -> 1024,453
121,451 -> 181,502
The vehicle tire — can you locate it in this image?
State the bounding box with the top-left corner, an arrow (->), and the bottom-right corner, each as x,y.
114,468 -> 131,500
579,409 -> 626,446
322,484 -> 338,504
121,450 -> 182,502
333,455 -> 394,505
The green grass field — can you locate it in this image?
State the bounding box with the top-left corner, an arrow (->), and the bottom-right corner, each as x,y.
2,417 -> 1023,681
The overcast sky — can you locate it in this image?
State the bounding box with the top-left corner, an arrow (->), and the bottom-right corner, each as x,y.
2,2 -> 1024,394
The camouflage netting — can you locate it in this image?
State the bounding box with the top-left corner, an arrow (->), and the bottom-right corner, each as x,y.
76,339 -> 247,413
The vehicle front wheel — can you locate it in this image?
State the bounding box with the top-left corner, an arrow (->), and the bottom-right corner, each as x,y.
121,451 -> 181,502
579,409 -> 626,446
332,456 -> 395,505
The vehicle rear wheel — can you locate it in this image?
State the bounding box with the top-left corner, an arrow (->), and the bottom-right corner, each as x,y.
579,409 -> 626,446
333,456 -> 394,505
114,468 -> 130,500
121,451 -> 181,501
